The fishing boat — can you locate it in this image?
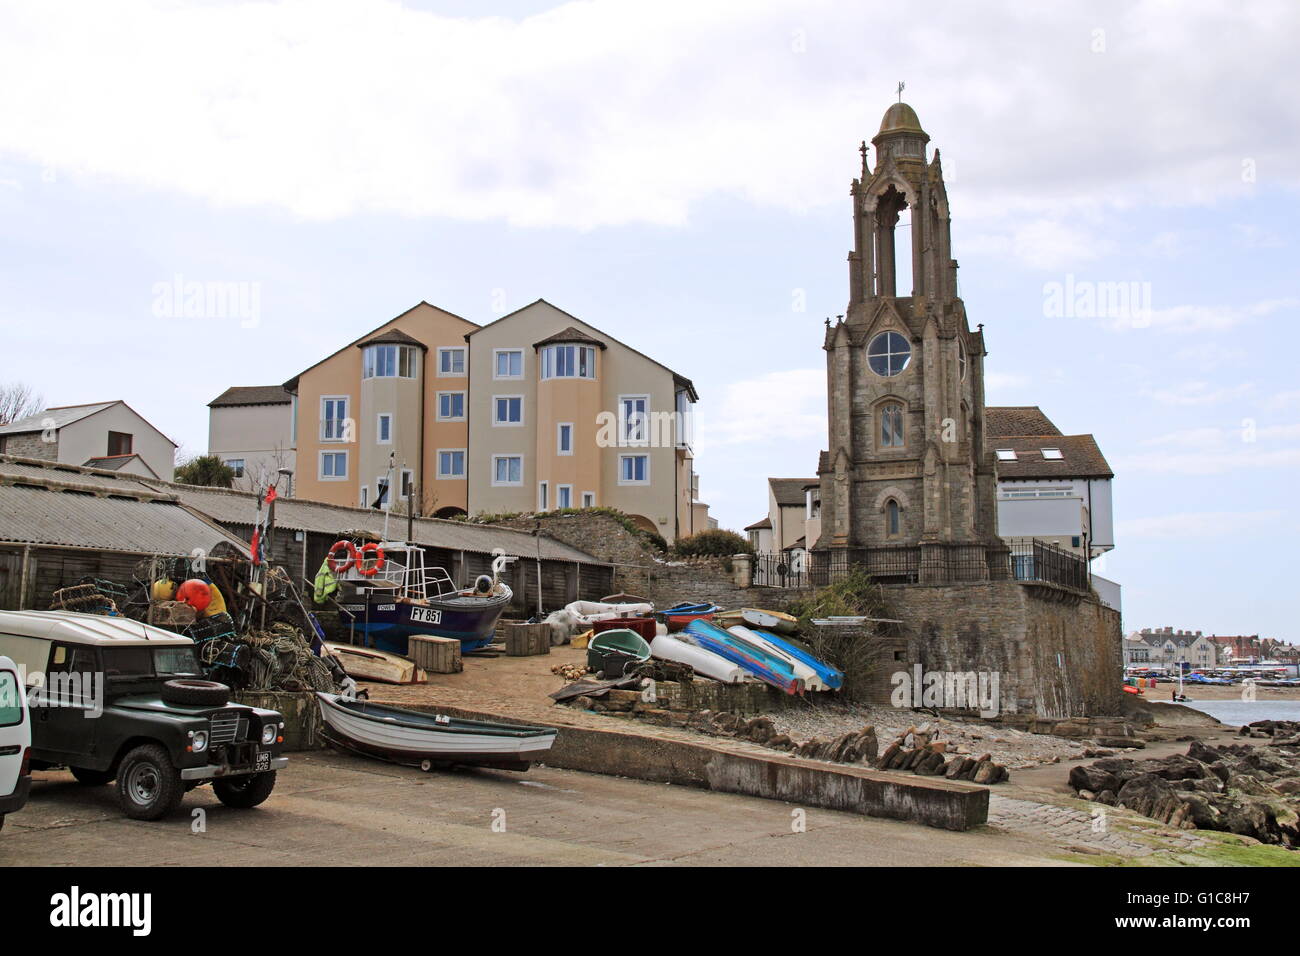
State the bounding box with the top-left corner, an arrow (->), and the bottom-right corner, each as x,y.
316,693 -> 557,772
715,607 -> 799,635
332,542 -> 514,654
650,633 -> 746,684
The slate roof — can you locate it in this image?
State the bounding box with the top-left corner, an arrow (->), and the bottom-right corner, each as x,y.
769,478 -> 817,508
532,326 -> 607,350
0,457 -> 248,557
0,401 -> 117,435
208,386 -> 293,408
986,406 -> 1063,439
992,434 -> 1113,480
744,516 -> 772,531
145,481 -> 603,563
356,328 -> 428,350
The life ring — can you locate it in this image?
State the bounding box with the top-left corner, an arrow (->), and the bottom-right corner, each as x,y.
357,543 -> 385,576
327,540 -> 358,574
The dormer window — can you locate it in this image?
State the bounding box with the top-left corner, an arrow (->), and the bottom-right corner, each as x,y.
996,448 -> 1017,462
1041,447 -> 1063,460
363,344 -> 417,379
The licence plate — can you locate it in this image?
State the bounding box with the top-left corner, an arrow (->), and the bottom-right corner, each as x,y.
254,751 -> 271,772
410,606 -> 442,625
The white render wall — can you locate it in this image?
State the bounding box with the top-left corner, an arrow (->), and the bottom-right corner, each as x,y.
997,477 -> 1114,554
60,403 -> 175,479
207,402 -> 295,491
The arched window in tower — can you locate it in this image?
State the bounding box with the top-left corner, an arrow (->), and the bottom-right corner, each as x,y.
880,402 -> 905,448
867,331 -> 911,376
885,498 -> 901,537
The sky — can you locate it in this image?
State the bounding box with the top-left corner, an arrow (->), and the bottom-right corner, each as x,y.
1,0 -> 1298,640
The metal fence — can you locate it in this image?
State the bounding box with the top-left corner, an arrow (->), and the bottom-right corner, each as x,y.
752,538 -> 1088,592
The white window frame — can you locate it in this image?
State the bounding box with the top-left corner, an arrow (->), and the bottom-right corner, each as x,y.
437,448 -> 466,479
437,346 -> 466,377
581,491 -> 595,508
360,485 -> 368,508
557,484 -> 573,510
491,455 -> 523,487
436,391 -> 465,422
618,453 -> 650,486
538,480 -> 549,511
319,450 -> 348,481
493,394 -> 524,427
493,348 -> 524,380
224,458 -> 246,478
320,396 -> 349,442
375,475 -> 392,510
399,468 -> 414,503
996,448 -> 1018,462
376,413 -> 392,445
557,422 -> 574,456
618,394 -> 650,446
1041,447 -> 1064,460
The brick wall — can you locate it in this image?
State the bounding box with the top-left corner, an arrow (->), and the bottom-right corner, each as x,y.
0,433 -> 58,460
885,579 -> 1123,719
486,511 -> 783,610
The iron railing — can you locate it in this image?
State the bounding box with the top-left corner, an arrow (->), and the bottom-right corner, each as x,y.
752,538 -> 1088,592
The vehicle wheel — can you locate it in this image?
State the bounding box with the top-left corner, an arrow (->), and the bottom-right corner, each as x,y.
160,679 -> 229,707
213,771 -> 276,809
71,766 -> 114,786
116,744 -> 185,820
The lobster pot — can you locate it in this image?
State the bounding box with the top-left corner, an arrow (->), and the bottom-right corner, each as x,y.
409,635 -> 463,674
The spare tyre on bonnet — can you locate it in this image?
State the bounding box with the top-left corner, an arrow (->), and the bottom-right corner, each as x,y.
0,609 -> 288,821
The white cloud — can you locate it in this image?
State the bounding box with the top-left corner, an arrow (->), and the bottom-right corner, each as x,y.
1118,510 -> 1286,540
0,0 -> 1297,228
1136,298 -> 1298,333
1139,381 -> 1254,406
1118,421 -> 1300,475
697,368 -> 825,451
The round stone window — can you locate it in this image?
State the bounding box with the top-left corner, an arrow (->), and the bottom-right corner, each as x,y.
867,331 -> 911,377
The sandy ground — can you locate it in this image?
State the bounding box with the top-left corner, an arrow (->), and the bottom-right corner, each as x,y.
1133,683 -> 1300,702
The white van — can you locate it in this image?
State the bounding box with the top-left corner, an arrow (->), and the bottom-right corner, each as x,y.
0,654 -> 32,830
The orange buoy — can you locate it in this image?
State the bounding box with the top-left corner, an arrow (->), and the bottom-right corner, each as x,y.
357,543 -> 385,576
176,578 -> 213,613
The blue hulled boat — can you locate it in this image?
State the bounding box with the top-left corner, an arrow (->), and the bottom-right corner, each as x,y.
334,542 -> 514,654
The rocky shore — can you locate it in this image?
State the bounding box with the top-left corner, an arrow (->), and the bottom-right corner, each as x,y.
1069,720 -> 1300,847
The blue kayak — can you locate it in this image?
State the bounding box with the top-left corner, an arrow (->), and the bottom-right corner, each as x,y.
735,626 -> 844,691
683,620 -> 802,694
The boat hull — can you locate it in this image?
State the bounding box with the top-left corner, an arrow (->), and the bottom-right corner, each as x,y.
316,693 -> 557,770
338,589 -> 511,654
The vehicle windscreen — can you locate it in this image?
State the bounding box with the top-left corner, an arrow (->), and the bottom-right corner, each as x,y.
0,670 -> 23,726
102,646 -> 202,679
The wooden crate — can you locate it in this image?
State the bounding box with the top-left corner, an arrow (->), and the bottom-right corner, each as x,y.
504,623 -> 551,657
408,635 -> 463,674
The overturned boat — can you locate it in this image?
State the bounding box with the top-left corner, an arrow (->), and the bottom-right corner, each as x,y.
316,692 -> 557,772
331,542 -> 513,654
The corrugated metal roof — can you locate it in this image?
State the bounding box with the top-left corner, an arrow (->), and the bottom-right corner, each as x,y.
152,483 -> 602,563
0,402 -> 117,436
0,483 -> 250,557
0,456 -> 167,497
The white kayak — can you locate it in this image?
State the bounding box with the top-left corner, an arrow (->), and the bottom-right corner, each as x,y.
650,633 -> 746,684
727,625 -> 828,692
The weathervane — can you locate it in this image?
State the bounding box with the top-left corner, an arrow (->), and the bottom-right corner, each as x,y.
897,81 -> 905,102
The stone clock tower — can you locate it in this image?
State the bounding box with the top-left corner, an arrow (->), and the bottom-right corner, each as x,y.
814,102 -> 1001,579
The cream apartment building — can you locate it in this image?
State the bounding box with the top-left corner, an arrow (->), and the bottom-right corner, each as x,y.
207,386 -> 295,491
465,300 -> 701,542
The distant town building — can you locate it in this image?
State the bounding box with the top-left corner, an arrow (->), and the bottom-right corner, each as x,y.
1125,627 -> 1218,670
0,400 -> 175,479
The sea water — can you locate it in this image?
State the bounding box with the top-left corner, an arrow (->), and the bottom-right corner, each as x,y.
1181,699 -> 1300,726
